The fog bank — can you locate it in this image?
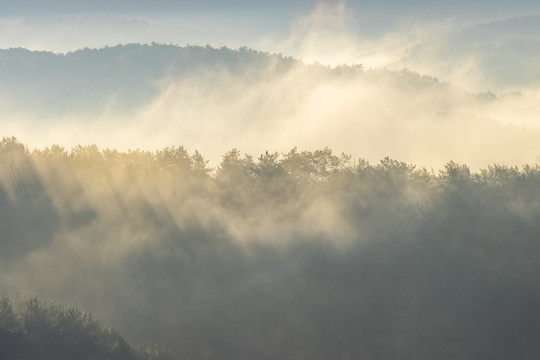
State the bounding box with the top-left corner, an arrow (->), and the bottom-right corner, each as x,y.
0,44 -> 539,170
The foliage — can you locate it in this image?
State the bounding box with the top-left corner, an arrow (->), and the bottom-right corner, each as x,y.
2,137 -> 540,360
0,297 -> 176,360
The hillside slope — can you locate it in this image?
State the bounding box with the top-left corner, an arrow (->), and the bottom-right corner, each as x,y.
0,296 -> 175,360
1,138 -> 540,360
0,43 -> 295,114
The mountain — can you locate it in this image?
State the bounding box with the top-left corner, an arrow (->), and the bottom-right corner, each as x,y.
0,43 -> 296,115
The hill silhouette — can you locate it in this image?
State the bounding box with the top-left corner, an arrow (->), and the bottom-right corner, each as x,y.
0,43 -> 296,114
0,296 -> 176,360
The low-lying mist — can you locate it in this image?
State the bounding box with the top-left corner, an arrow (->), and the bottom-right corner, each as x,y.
1,137 -> 540,360
1,44 -> 540,170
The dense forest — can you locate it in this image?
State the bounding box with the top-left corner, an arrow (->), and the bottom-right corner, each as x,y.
1,136 -> 540,359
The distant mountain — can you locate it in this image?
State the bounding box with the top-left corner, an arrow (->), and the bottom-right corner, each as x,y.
0,43 -> 297,115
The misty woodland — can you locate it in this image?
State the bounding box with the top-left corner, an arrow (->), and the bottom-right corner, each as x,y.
1,136 -> 540,359
1,44 -> 539,169
1,1 -> 540,355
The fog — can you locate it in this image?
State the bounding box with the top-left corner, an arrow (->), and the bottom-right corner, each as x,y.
0,44 -> 539,170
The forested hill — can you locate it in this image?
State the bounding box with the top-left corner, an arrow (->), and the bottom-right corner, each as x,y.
0,43 -> 452,121
0,43 -> 297,114
0,296 -> 176,360
2,137 -> 540,360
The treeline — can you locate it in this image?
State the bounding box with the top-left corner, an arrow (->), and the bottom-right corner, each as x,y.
10,135 -> 539,187
1,136 -> 540,360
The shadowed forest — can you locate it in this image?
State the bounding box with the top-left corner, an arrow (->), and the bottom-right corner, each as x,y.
0,296 -> 176,360
1,136 -> 540,359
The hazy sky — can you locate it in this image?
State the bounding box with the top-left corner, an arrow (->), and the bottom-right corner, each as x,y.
2,0 -> 539,18
1,1 -> 539,53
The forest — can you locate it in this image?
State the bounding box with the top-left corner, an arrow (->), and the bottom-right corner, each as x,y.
1,136 -> 540,359
0,296 -> 175,360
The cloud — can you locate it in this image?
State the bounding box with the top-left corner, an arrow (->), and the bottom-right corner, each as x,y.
2,54 -> 540,171
257,2 -> 540,93
262,1 -> 362,66
395,15 -> 540,92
